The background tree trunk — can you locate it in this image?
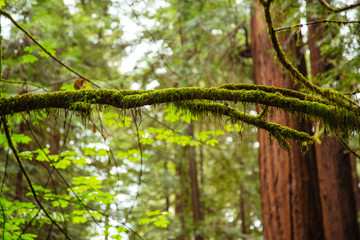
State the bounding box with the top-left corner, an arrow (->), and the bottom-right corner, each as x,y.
307,1 -> 360,238
187,122 -> 204,240
251,2 -> 324,239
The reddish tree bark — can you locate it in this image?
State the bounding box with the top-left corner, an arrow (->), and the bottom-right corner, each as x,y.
251,3 -> 324,239
307,1 -> 360,238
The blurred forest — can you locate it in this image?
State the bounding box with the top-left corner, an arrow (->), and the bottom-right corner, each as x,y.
0,0 -> 360,239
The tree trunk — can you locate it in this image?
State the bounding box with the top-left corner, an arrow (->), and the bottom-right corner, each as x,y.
187,122 -> 204,240
175,155 -> 187,240
251,2 -> 324,239
307,1 -> 360,237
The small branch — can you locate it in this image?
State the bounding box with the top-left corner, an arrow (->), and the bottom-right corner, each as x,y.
275,19 -> 360,32
0,9 -> 100,88
1,117 -> 72,240
318,0 -> 360,13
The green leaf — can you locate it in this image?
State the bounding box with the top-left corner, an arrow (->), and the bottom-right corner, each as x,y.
39,43 -> 56,57
72,176 -> 102,189
54,158 -> 71,169
234,124 -> 243,132
19,151 -> 33,160
224,124 -> 233,132
98,149 -> 108,156
24,45 -> 40,53
21,54 -> 38,63
128,156 -> 139,162
111,235 -> 123,240
73,157 -> 87,166
73,216 -> 88,224
197,132 -> 209,141
117,117 -> 132,128
164,107 -> 182,123
52,199 -> 70,208
84,147 -> 96,156
21,233 -> 38,240
205,139 -> 219,147
138,218 -> 152,225
104,118 -> 116,127
146,210 -> 161,216
60,83 -> 76,91
0,0 -> 6,8
139,137 -> 154,145
153,218 -> 169,228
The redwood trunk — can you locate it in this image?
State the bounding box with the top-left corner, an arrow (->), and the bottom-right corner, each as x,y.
251,3 -> 323,239
307,1 -> 360,237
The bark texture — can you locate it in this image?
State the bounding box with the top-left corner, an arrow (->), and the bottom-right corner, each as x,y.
251,3 -> 324,240
307,1 -> 360,237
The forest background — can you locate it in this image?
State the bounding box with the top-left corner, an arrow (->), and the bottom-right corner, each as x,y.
0,0 -> 360,239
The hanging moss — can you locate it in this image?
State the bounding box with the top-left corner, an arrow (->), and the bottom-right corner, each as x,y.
69,102 -> 92,118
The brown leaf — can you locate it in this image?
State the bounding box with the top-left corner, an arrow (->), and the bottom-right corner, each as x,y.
74,77 -> 87,90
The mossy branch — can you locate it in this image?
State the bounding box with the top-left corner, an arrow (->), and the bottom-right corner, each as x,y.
0,87 -> 359,143
261,2 -> 359,111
